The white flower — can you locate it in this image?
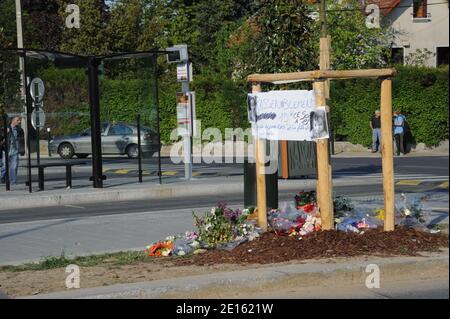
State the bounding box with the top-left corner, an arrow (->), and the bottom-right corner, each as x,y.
205,223 -> 212,231
165,235 -> 175,242
190,241 -> 200,248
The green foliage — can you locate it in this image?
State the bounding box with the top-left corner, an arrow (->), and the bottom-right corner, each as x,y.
320,0 -> 395,69
59,0 -> 109,55
330,66 -> 449,147
253,0 -> 316,73
0,250 -> 147,272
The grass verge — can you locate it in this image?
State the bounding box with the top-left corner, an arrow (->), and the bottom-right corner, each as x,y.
0,250 -> 149,272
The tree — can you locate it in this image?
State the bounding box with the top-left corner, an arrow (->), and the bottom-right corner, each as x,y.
225,0 -> 316,79
315,0 -> 396,69
22,0 -> 63,51
59,0 -> 110,55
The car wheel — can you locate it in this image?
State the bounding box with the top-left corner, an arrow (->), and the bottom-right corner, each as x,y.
75,154 -> 89,159
58,143 -> 75,159
126,144 -> 139,159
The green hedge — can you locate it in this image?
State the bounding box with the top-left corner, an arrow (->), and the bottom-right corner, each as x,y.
38,65 -> 448,147
330,65 -> 449,147
39,67 -> 247,143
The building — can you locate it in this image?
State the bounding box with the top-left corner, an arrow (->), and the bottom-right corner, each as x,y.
367,0 -> 449,67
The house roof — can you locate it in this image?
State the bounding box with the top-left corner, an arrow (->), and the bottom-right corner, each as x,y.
366,0 -> 401,16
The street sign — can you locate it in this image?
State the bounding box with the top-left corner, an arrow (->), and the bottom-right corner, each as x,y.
177,62 -> 193,82
166,44 -> 189,64
31,109 -> 46,130
176,92 -> 191,136
176,91 -> 196,136
29,78 -> 45,103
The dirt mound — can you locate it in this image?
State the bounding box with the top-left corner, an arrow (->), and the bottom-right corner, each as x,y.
175,228 -> 449,266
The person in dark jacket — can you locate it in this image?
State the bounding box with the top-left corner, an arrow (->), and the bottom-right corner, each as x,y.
1,116 -> 24,185
370,110 -> 381,153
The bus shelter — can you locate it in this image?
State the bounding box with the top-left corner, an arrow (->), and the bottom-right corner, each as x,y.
1,48 -> 167,192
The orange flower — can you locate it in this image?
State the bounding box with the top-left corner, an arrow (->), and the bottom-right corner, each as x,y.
148,241 -> 174,257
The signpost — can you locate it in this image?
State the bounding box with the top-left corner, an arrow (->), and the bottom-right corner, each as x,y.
29,77 -> 45,165
167,45 -> 195,180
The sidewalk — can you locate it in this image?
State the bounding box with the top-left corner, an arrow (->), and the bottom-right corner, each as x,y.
20,250 -> 449,299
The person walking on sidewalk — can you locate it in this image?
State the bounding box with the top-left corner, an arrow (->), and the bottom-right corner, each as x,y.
1,116 -> 24,185
370,110 -> 382,153
393,110 -> 406,156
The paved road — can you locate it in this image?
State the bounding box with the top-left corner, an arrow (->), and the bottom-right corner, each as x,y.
0,183 -> 448,224
11,155 -> 449,180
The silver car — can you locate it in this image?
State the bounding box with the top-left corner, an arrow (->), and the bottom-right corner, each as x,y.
49,122 -> 160,159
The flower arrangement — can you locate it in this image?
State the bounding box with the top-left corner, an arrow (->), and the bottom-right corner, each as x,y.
193,203 -> 246,248
333,195 -> 354,217
295,191 -> 316,208
147,240 -> 174,257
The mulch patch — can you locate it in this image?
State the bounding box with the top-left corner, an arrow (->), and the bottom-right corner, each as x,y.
175,228 -> 449,266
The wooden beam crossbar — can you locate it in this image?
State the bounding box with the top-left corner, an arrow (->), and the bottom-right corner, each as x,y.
248,67 -> 396,233
247,68 -> 397,84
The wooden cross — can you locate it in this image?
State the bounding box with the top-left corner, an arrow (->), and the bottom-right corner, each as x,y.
248,68 -> 396,232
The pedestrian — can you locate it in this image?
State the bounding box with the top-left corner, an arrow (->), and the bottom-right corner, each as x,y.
1,116 -> 24,185
370,110 -> 382,153
393,110 -> 406,156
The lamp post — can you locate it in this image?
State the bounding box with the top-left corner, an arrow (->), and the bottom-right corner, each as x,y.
15,0 -> 28,155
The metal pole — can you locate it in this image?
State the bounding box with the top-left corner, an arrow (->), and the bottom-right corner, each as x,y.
153,54 -> 162,185
3,114 -> 10,191
137,114 -> 142,183
34,84 -> 40,166
26,110 -> 31,193
88,57 -> 104,188
47,128 -> 51,157
182,63 -> 192,180
22,51 -> 32,193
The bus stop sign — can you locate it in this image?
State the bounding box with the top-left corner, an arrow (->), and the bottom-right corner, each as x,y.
29,78 -> 45,103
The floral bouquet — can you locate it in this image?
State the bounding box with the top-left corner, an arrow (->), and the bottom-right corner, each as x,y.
146,240 -> 174,257
295,191 -> 316,209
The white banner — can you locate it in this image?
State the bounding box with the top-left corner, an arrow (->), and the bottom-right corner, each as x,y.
248,90 -> 328,141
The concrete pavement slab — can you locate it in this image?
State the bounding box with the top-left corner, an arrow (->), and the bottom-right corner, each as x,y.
19,250 -> 449,299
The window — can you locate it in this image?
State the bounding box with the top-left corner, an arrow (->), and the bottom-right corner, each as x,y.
437,47 -> 449,66
413,0 -> 428,19
391,48 -> 404,65
101,122 -> 109,134
109,124 -> 133,136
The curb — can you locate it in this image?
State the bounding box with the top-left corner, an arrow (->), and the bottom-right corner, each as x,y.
19,251 -> 449,299
0,177 -> 384,211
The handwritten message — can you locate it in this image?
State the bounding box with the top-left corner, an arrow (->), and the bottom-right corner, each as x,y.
249,90 -> 316,141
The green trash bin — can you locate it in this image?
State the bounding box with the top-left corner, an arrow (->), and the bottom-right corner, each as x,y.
244,141 -> 278,209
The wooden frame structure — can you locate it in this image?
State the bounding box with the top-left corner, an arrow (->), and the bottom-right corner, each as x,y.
248,68 -> 397,232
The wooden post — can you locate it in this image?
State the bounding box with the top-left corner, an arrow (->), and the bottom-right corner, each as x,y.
253,83 -> 268,231
313,80 -> 334,230
380,78 -> 395,231
320,35 -> 331,98
281,141 -> 289,179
